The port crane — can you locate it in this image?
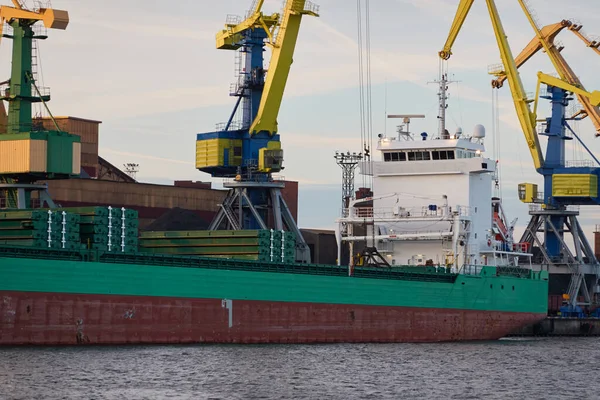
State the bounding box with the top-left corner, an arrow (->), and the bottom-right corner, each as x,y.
0,0 -> 79,209
439,0 -> 600,311
490,15 -> 600,136
196,0 -> 319,263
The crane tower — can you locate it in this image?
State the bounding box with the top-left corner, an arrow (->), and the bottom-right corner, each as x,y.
0,0 -> 79,209
195,0 -> 319,263
439,0 -> 600,312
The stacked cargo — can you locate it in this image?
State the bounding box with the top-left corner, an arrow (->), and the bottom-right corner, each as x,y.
58,206 -> 139,253
0,209 -> 80,250
139,229 -> 296,262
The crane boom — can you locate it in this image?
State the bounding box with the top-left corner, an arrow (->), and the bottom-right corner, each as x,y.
492,21 -> 569,88
215,0 -> 279,50
249,0 -> 319,135
438,0 -> 474,60
516,0 -> 566,75
483,0 -> 544,169
493,15 -> 600,136
569,23 -> 600,57
0,4 -> 68,44
440,0 -> 544,168
536,72 -> 600,107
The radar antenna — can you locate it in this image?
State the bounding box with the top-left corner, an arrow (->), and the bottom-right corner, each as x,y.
387,114 -> 425,141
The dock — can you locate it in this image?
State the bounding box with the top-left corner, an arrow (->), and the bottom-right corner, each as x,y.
510,317 -> 600,337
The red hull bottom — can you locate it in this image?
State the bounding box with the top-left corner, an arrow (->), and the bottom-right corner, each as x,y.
1,291 -> 544,345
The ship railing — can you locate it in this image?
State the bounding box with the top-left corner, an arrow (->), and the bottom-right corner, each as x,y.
341,228 -> 454,238
459,264 -> 482,275
456,205 -> 472,217
341,205 -> 465,220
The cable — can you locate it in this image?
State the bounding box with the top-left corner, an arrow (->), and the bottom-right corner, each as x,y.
356,0 -> 366,189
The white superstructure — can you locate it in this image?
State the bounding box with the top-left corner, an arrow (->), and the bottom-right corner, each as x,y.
335,76 -> 530,271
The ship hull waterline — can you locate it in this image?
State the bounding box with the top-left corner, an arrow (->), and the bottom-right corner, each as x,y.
1,291 -> 545,345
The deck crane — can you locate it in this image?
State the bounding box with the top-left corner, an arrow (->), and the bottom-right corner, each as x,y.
195,0 -> 319,263
439,0 -> 600,311
490,15 -> 600,136
0,0 -> 80,209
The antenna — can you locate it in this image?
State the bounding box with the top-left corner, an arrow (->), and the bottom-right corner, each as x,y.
123,163 -> 139,180
428,71 -> 459,139
387,114 -> 425,141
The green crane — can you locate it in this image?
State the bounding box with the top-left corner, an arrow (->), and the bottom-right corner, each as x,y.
0,0 -> 80,208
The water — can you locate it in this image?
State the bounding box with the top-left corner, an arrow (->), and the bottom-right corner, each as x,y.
1,337 -> 599,399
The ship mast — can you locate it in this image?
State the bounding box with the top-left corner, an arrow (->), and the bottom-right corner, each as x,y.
430,67 -> 458,139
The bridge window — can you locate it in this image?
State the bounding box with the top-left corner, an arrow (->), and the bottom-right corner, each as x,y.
407,151 -> 430,161
432,150 -> 455,160
383,152 -> 407,162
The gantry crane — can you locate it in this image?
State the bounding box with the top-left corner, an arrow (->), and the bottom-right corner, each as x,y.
490,15 -> 600,136
439,0 -> 600,311
196,0 -> 319,263
0,0 -> 79,209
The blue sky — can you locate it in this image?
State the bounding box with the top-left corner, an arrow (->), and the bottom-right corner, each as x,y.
1,0 -> 600,239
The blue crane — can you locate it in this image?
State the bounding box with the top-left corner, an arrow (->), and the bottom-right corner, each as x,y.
195,0 -> 319,263
439,0 -> 600,311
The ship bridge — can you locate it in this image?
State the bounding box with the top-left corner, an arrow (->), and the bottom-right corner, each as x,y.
341,117 -> 504,269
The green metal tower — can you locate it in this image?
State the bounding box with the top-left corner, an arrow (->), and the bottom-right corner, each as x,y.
0,1 -> 80,208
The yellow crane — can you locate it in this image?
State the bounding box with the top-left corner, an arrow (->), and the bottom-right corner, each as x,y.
440,1 -> 600,308
568,21 -> 600,57
214,0 -> 318,137
215,0 -> 280,50
0,0 -> 68,43
248,0 -> 319,136
532,72 -> 600,120
490,2 -> 600,136
439,0 -> 544,169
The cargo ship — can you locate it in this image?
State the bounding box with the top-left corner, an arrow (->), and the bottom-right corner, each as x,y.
0,1 -> 548,345
0,73 -> 548,345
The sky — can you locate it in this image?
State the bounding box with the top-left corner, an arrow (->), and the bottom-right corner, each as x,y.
1,0 -> 600,241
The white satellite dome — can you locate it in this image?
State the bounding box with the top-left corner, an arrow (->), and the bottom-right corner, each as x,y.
473,124 -> 486,138
455,127 -> 463,137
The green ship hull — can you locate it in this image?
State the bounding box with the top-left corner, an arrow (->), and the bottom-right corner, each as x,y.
0,247 -> 548,345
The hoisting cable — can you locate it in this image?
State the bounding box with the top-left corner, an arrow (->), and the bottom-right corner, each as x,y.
491,86 -> 502,198
356,0 -> 366,189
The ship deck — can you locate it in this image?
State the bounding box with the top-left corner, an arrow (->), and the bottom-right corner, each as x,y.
0,244 -> 536,284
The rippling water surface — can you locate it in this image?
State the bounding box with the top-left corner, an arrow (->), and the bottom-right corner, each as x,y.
1,337 -> 600,399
